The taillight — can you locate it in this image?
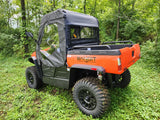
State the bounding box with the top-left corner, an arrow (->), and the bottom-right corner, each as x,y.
118,58 -> 121,66
118,58 -> 122,71
91,68 -> 97,71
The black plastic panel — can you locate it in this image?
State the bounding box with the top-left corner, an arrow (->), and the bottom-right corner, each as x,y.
109,44 -> 133,49
42,64 -> 56,77
42,65 -> 70,89
43,76 -> 69,89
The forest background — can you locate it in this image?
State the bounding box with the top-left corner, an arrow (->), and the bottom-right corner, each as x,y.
0,0 -> 160,70
0,0 -> 160,71
0,0 -> 160,119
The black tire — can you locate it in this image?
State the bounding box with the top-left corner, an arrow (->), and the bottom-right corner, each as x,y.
25,66 -> 42,89
72,77 -> 110,118
116,69 -> 131,88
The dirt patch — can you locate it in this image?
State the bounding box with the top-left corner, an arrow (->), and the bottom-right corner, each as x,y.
51,89 -> 57,95
34,96 -> 41,105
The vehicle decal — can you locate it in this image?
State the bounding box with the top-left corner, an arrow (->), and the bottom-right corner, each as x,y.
77,56 -> 96,63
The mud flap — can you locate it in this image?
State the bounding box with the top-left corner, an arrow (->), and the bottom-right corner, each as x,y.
103,73 -> 113,88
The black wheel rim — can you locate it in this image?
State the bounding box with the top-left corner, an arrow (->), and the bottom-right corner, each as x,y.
27,72 -> 34,85
112,75 -> 122,87
117,75 -> 122,83
78,89 -> 97,110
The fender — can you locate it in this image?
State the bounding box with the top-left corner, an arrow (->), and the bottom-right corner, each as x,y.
69,64 -> 105,88
71,64 -> 105,73
28,57 -> 34,64
28,57 -> 42,78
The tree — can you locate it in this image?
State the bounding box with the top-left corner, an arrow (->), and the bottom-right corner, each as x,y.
156,1 -> 160,45
116,0 -> 121,40
0,0 -> 159,56
84,0 -> 86,14
21,0 -> 29,55
93,0 -> 97,15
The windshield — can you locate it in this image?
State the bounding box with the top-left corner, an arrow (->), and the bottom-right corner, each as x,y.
70,26 -> 98,40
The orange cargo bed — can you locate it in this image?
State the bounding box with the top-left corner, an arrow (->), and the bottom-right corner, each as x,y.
67,44 -> 140,74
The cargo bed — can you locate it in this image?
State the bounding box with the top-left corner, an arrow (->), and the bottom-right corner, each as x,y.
67,43 -> 140,74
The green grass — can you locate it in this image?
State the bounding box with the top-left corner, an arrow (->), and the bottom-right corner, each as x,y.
0,56 -> 160,120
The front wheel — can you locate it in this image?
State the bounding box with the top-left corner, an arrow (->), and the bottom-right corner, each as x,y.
72,77 -> 110,118
25,66 -> 42,89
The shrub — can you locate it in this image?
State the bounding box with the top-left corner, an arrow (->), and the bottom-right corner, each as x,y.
0,33 -> 19,56
141,41 -> 160,71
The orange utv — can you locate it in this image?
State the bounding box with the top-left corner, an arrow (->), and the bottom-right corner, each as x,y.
25,9 -> 140,117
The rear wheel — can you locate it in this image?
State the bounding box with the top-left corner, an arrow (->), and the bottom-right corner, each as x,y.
25,66 -> 42,89
72,77 -> 110,118
114,69 -> 131,88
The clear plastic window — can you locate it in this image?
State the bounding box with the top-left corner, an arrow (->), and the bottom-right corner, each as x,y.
41,24 -> 59,50
71,26 -> 97,40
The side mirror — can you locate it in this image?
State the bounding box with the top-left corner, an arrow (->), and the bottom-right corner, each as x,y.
25,31 -> 33,38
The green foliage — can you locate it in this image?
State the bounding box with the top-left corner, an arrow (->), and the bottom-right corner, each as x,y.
0,0 -> 159,69
140,41 -> 160,71
0,27 -> 35,57
98,0 -> 156,44
0,33 -> 18,56
0,56 -> 159,119
122,19 -> 154,43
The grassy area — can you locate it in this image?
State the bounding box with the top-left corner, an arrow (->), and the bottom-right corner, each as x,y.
0,56 -> 159,120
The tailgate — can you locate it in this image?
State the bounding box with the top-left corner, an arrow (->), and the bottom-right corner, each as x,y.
120,44 -> 140,71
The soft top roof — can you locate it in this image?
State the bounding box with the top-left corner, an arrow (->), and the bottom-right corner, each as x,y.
41,9 -> 99,27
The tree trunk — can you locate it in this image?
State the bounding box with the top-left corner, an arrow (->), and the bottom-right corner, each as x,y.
17,19 -> 19,28
26,1 -> 29,26
39,9 -> 41,25
156,2 -> 160,46
51,0 -> 55,11
84,0 -> 86,14
116,0 -> 121,40
21,0 -> 29,55
132,0 -> 136,10
122,0 -> 123,8
21,0 -> 26,31
93,0 -> 97,15
53,0 -> 55,8
36,12 -> 38,27
6,0 -> 10,29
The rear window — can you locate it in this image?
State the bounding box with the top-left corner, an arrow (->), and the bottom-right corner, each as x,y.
70,26 -> 98,40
